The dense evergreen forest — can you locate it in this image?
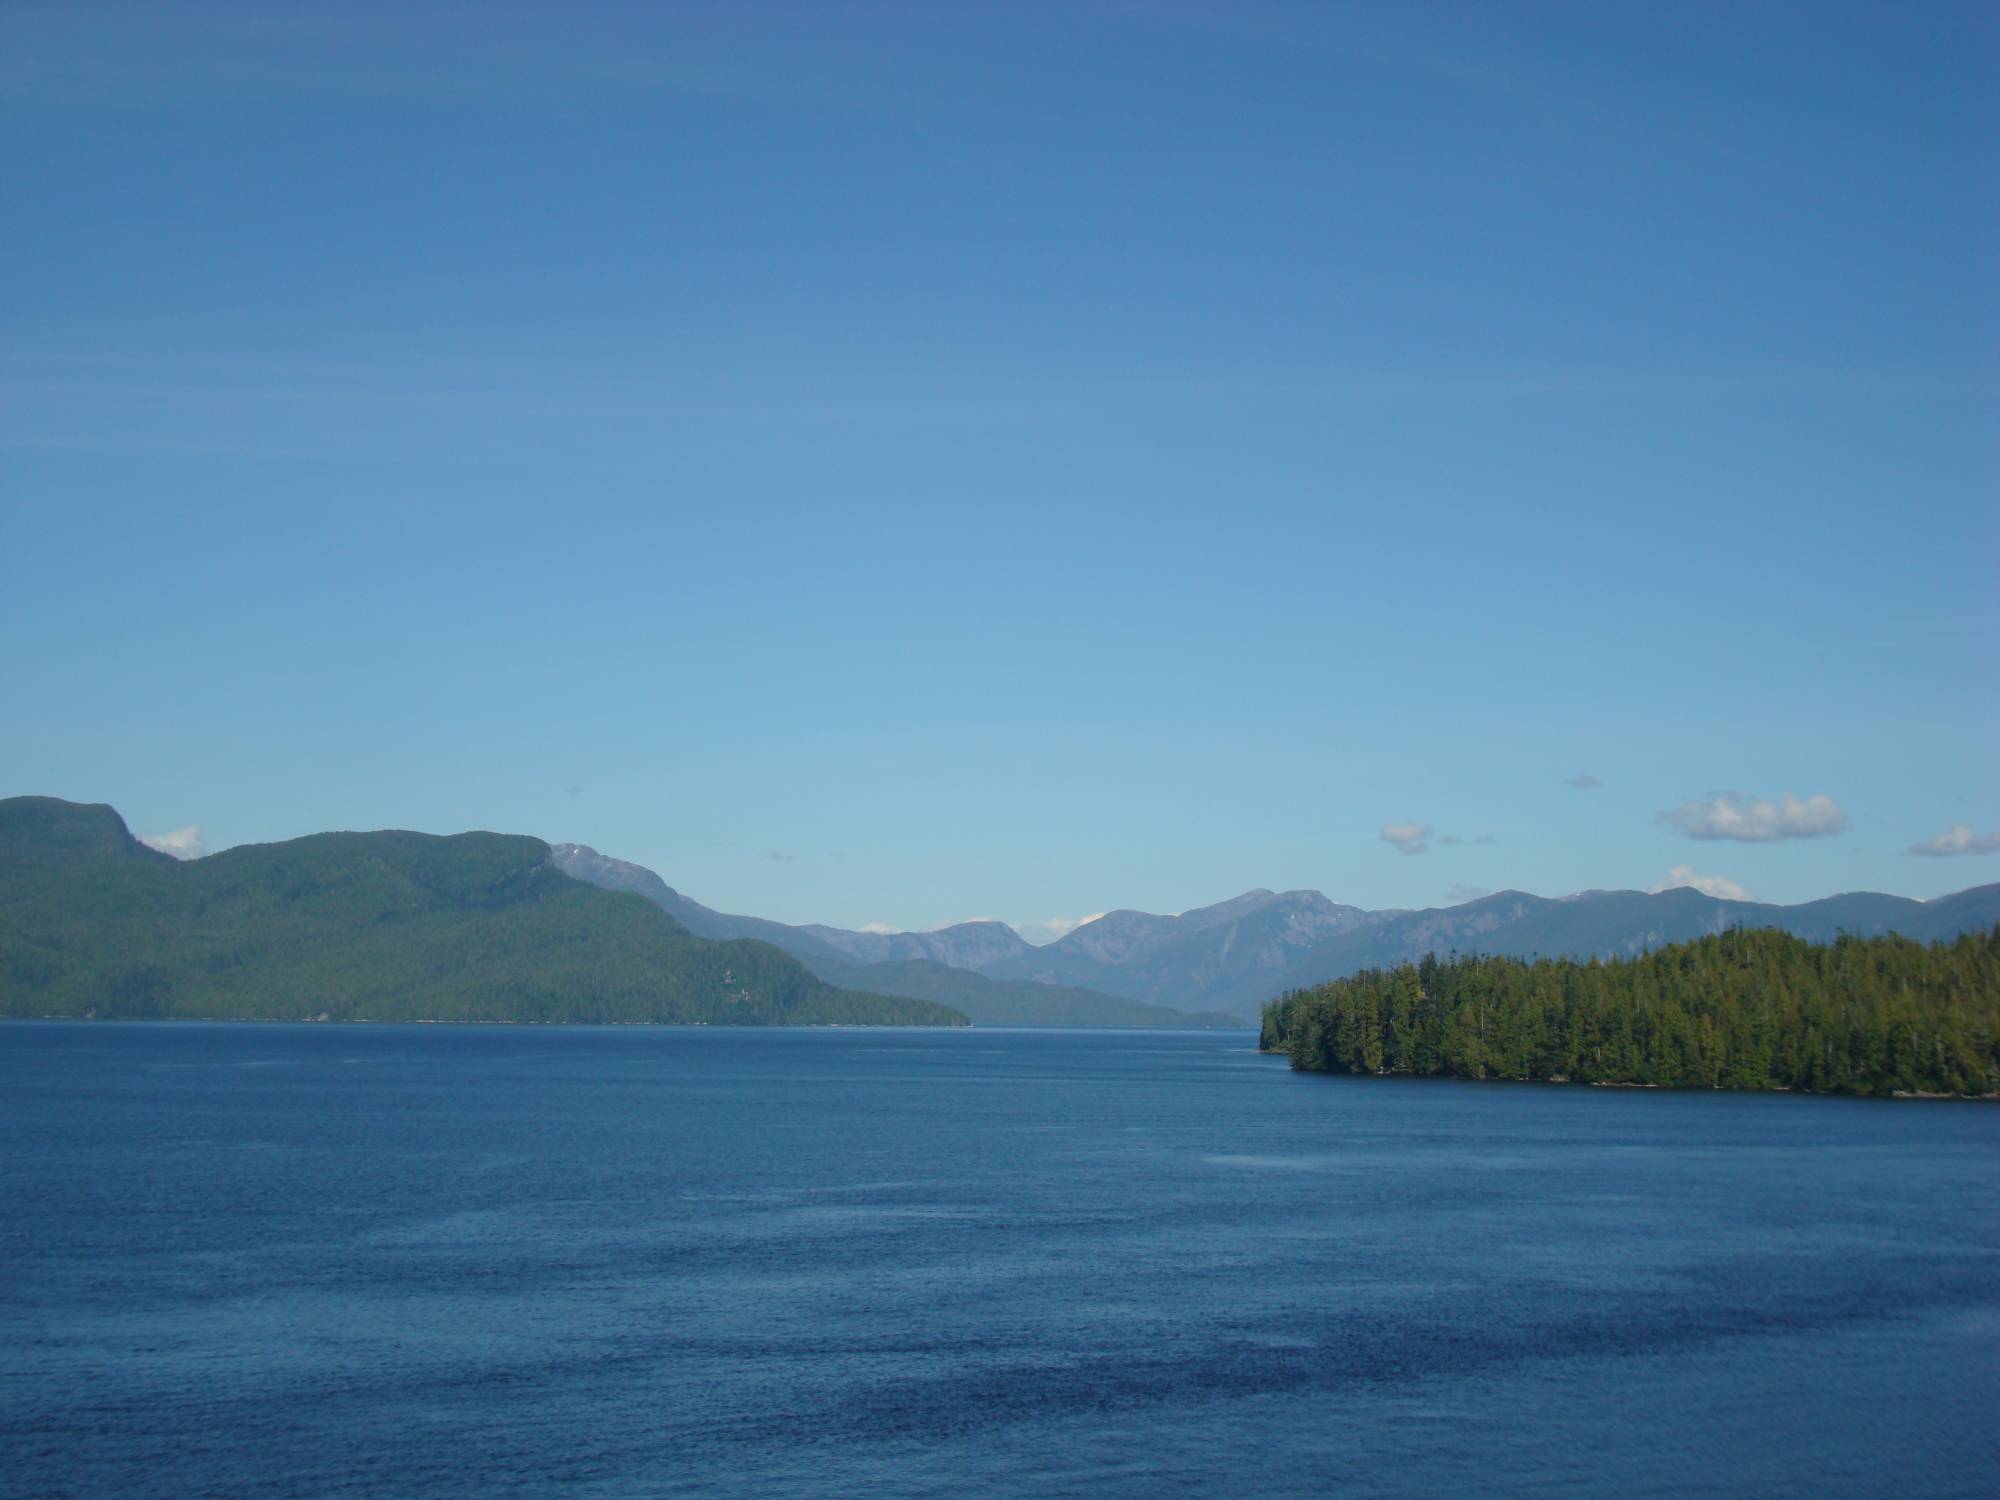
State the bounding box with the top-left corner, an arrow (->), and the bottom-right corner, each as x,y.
1260,926 -> 2000,1097
0,797 -> 966,1027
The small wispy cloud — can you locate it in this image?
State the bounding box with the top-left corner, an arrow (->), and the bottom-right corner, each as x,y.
139,826 -> 207,860
1651,865 -> 1754,902
1907,824 -> 2000,857
857,922 -> 902,935
565,784 -> 583,797
1384,823 -> 1493,853
1658,793 -> 1847,843
766,849 -> 797,863
1380,823 -> 1432,856
1566,772 -> 1602,790
1444,884 -> 1492,903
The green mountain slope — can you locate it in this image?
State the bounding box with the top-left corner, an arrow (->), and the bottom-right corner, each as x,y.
0,797 -> 966,1027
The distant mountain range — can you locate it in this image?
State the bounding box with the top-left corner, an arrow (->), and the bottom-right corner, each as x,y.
552,844 -> 2000,1022
11,798 -> 1990,1030
548,844 -> 1240,1027
797,920 -> 1031,972
982,889 -> 1370,1016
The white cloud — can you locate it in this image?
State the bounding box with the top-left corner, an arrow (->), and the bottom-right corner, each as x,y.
1380,822 -> 1432,855
1651,865 -> 1754,902
1566,772 -> 1603,789
857,922 -> 902,935
1015,912 -> 1107,945
1907,824 -> 2000,857
1658,792 -> 1847,843
139,825 -> 207,860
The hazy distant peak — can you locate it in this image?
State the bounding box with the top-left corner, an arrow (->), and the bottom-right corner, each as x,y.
1180,889 -> 1279,925
797,917 -> 1031,970
548,842 -> 703,912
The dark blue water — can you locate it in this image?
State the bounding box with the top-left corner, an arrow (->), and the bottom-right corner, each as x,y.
2,1024 -> 1995,1498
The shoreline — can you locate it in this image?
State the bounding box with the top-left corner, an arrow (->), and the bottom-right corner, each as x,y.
1256,1046 -> 1999,1102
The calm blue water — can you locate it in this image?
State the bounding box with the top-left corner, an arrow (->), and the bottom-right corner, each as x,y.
2,1023 -> 1995,1498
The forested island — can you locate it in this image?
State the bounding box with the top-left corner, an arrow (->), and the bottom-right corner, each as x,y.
0,797 -> 966,1027
1260,927 -> 2000,1097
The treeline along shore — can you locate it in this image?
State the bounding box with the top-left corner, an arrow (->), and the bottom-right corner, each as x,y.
1259,927 -> 2000,1098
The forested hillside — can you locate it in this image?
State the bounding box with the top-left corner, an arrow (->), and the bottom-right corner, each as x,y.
0,798 -> 965,1027
1260,927 -> 2000,1097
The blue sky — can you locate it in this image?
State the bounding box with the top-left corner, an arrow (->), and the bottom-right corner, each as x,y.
3,1 -> 1994,936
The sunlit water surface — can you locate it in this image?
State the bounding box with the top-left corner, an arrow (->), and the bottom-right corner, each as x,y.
3,1023 -> 1995,1497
